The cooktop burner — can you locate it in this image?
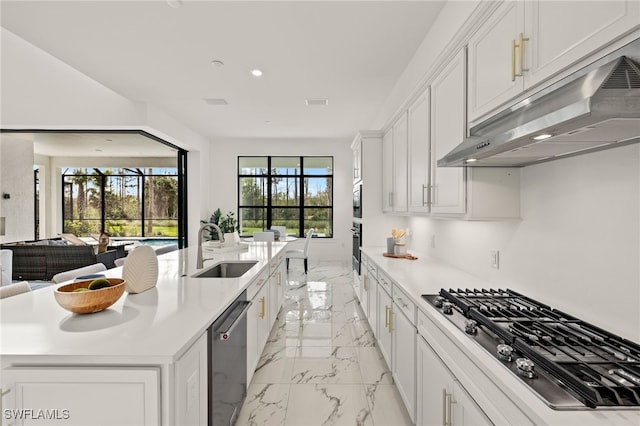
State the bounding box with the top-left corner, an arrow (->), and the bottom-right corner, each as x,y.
422,289 -> 640,410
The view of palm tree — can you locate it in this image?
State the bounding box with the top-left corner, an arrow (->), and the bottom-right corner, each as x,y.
238,156 -> 333,237
63,167 -> 178,237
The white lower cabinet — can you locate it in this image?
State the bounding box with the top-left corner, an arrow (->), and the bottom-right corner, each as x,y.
417,334 -> 491,426
376,283 -> 393,367
247,270 -> 270,384
391,302 -> 416,423
2,366 -> 160,426
175,332 -> 208,426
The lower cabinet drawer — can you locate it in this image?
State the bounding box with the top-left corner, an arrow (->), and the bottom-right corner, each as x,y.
2,366 -> 160,426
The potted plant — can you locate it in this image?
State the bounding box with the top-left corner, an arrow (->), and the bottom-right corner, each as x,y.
202,209 -> 237,241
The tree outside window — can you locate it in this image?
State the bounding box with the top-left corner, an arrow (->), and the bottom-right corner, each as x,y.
238,156 -> 333,238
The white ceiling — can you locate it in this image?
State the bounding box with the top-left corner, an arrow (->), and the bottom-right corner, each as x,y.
0,0 -> 446,149
3,132 -> 179,158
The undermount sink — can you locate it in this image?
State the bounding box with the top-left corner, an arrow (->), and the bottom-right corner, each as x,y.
192,260 -> 258,278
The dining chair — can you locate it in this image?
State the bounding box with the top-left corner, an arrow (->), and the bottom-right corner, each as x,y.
270,226 -> 286,240
253,232 -> 275,242
285,228 -> 314,274
0,281 -> 31,299
51,263 -> 107,284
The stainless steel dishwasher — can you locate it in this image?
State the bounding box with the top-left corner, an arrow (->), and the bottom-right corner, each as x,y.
208,290 -> 251,425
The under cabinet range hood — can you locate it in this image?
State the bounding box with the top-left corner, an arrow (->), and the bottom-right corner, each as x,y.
439,39 -> 640,167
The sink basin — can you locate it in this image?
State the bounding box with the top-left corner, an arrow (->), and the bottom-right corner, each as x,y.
192,260 -> 258,278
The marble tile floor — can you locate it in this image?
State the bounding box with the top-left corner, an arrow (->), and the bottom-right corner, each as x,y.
237,261 -> 414,426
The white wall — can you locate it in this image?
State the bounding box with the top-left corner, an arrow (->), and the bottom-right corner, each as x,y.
405,145 -> 640,341
1,28 -> 211,246
206,138 -> 352,261
0,136 -> 35,243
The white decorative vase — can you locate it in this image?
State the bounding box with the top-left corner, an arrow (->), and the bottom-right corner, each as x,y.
123,245 -> 158,294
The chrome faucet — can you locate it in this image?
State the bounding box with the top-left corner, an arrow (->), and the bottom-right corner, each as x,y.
197,222 -> 225,269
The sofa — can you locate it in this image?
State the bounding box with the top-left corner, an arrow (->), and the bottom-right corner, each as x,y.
0,240 -> 116,281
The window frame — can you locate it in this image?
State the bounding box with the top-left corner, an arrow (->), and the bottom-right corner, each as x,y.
237,156 -> 333,238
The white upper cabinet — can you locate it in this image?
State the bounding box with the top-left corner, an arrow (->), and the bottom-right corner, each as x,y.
381,115 -> 408,214
430,50 -> 467,215
468,0 -> 640,123
392,113 -> 409,213
408,88 -> 431,214
382,128 -> 394,213
351,136 -> 362,184
467,0 -> 525,121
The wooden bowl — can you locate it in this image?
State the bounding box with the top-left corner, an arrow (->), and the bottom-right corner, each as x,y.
54,278 -> 125,314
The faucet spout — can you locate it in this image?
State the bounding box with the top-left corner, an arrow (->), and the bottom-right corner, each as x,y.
197,222 -> 225,269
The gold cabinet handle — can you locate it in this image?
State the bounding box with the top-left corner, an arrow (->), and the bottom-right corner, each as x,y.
518,32 -> 529,76
442,388 -> 447,426
511,38 -> 517,81
363,275 -> 368,291
256,278 -> 265,287
512,32 -> 529,81
259,296 -> 265,319
388,309 -> 393,332
385,306 -> 390,329
278,271 -> 282,286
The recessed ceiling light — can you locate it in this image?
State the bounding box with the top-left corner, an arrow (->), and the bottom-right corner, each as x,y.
305,98 -> 329,106
532,134 -> 553,141
95,149 -> 103,152
211,60 -> 224,68
167,0 -> 183,9
204,98 -> 228,106
250,69 -> 263,77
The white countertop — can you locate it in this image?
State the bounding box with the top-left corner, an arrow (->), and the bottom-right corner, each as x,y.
0,242 -> 288,365
361,246 -> 640,426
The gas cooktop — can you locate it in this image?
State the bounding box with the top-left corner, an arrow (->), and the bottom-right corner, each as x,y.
422,289 -> 640,410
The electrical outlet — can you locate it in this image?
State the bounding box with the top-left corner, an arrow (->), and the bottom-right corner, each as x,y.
490,250 -> 500,269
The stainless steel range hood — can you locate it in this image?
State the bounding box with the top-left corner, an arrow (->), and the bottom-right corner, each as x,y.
439,39 -> 640,167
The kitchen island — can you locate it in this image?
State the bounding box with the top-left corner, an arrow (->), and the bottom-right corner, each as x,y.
359,247 -> 640,426
0,241 -> 289,425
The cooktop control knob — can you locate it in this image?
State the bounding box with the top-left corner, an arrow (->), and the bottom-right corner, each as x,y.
497,344 -> 514,361
434,296 -> 445,308
442,302 -> 453,315
464,319 -> 478,335
516,358 -> 536,379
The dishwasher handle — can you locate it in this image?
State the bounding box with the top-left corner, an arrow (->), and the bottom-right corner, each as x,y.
215,300 -> 252,341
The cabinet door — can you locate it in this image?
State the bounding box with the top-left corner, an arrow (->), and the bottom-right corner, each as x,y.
3,367 -> 160,426
376,285 -> 393,366
392,112 -> 408,213
368,274 -> 378,338
408,88 -> 431,214
247,297 -> 259,382
175,332 -> 208,426
256,283 -> 270,351
524,0 -> 640,89
352,137 -> 362,184
391,308 -> 416,423
361,269 -> 370,317
467,0 -> 525,122
452,380 -> 493,426
416,335 -> 453,426
382,128 -> 393,212
431,49 -> 467,215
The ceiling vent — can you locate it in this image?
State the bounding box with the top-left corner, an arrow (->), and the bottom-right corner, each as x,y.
204,98 -> 228,106
305,98 -> 329,106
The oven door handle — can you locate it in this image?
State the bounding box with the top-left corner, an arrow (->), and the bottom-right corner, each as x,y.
215,300 -> 252,341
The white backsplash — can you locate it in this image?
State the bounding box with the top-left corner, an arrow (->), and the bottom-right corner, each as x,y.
407,143 -> 640,342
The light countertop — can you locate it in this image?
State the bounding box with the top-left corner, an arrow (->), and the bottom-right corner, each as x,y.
0,242 -> 288,365
361,246 -> 640,426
